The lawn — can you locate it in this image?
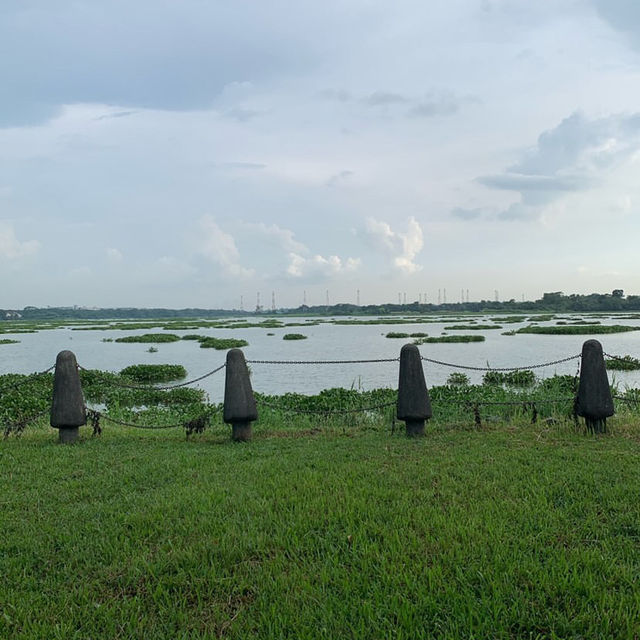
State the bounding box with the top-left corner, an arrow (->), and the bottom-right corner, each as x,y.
2,417 -> 640,639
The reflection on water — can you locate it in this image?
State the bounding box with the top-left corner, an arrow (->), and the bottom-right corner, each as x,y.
2,315 -> 640,397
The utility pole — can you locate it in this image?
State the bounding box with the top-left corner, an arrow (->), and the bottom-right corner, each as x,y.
443,288 -> 447,304
438,289 -> 441,305
303,290 -> 307,306
271,291 -> 276,312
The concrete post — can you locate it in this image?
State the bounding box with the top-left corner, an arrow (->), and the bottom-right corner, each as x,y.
397,344 -> 432,436
223,349 -> 258,441
576,339 -> 614,434
50,350 -> 86,443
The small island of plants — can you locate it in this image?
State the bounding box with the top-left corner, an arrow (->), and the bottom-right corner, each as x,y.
283,333 -> 307,340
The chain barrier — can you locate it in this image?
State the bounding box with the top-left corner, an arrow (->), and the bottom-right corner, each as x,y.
0,365 -> 55,394
95,406 -> 221,432
3,408 -> 49,438
78,363 -> 226,391
420,353 -> 581,372
256,398 -> 396,415
604,353 -> 640,366
247,358 -> 399,365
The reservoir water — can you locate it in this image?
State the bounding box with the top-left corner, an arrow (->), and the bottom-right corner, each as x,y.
2,315 -> 640,400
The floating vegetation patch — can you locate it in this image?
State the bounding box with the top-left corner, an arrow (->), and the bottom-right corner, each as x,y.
517,325 -> 640,335
414,335 -> 485,344
283,333 -> 307,340
0,339 -> 19,345
386,332 -> 429,339
199,337 -> 249,349
605,355 -> 640,371
446,372 -> 470,385
490,316 -> 526,323
526,315 -> 555,322
483,370 -> 536,387
445,324 -> 502,330
115,333 -> 181,343
501,330 -> 517,336
120,364 -> 187,383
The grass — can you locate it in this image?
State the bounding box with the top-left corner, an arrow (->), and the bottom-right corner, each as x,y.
3,416 -> 640,639
517,325 -> 640,335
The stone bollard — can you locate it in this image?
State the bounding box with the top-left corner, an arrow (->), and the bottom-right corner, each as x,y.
576,339 -> 614,434
50,350 -> 86,444
223,349 -> 258,441
397,344 -> 432,436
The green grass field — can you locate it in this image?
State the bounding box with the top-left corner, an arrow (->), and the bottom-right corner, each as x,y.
2,416 -> 640,639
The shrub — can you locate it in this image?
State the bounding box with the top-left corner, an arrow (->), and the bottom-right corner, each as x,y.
447,372 -> 470,385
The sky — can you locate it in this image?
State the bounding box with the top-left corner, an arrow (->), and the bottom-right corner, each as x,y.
2,0 -> 640,309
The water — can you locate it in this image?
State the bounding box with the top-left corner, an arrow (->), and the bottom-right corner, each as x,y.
2,315 -> 640,399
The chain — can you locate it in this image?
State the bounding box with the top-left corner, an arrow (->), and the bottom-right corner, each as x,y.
256,398 -> 396,415
94,405 -> 222,430
247,358 -> 399,365
3,408 -> 49,438
78,363 -> 226,391
420,353 -> 581,372
604,352 -> 640,365
466,397 -> 572,407
0,365 -> 55,393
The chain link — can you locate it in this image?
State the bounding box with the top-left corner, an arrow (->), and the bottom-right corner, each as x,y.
247,358 -> 399,365
3,408 -> 49,438
97,407 -> 220,430
420,353 -> 581,372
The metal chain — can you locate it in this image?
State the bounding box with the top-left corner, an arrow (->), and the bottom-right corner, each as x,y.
97,410 -> 218,430
420,353 -> 581,372
466,397 -> 572,407
0,365 -> 55,393
604,352 -> 640,365
256,398 -> 396,415
247,358 -> 399,365
3,408 -> 49,438
78,363 -> 226,391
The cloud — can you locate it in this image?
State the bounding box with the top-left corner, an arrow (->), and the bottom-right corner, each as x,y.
286,253 -> 360,278
474,110 -> 640,219
215,162 -> 266,170
326,170 -> 354,187
222,107 -> 263,122
408,95 -> 460,118
363,217 -> 424,274
594,0 -> 640,48
106,247 -> 123,263
363,91 -> 408,107
317,88 -> 351,102
195,216 -> 254,278
243,222 -> 307,254
451,207 -> 485,220
0,222 -> 40,260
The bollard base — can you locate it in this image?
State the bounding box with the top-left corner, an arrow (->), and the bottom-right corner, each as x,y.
232,421 -> 252,442
58,427 -> 79,444
405,419 -> 425,437
586,418 -> 607,434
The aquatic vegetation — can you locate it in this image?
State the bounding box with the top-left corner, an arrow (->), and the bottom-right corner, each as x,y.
0,339 -> 19,345
120,364 -> 187,383
605,355 -> 640,371
483,370 -> 536,387
199,337 -> 249,349
414,335 -> 485,344
517,325 -> 640,335
283,333 -> 308,340
386,332 -> 428,339
446,372 -> 470,385
115,333 -> 181,343
445,324 -> 502,330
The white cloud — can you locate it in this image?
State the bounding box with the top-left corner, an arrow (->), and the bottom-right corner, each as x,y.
287,253 -> 360,278
363,216 -> 424,274
195,216 -> 254,278
243,222 -> 307,254
0,222 -> 40,260
106,247 -> 123,263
